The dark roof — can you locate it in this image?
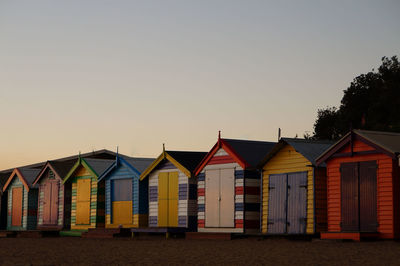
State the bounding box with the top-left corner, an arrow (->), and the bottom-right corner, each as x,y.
223,139 -> 276,168
167,151 -> 208,172
84,158 -> 115,176
18,168 -> 41,187
0,172 -> 10,192
0,149 -> 125,175
355,130 -> 400,154
123,157 -> 156,173
282,138 -> 334,165
49,160 -> 77,179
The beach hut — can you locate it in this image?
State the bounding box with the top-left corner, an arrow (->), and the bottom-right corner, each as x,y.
2,168 -> 41,230
63,157 -> 114,230
97,154 -> 154,228
258,138 -> 332,235
194,135 -> 276,233
316,130 -> 400,240
32,160 -> 76,230
139,148 -> 207,231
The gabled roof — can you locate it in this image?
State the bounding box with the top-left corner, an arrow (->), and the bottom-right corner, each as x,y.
0,149 -> 129,175
316,129 -> 400,165
140,150 -> 207,180
33,159 -> 77,186
258,138 -> 334,167
3,168 -> 41,192
98,156 -> 155,182
63,157 -> 114,184
194,136 -> 276,175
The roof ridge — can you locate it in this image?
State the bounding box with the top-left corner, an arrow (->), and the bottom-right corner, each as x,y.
355,129 -> 400,136
223,138 -> 275,143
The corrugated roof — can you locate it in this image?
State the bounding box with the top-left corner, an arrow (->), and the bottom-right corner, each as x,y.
18,168 -> 41,187
223,139 -> 276,168
123,157 -> 156,173
282,138 -> 334,165
167,151 -> 208,172
355,130 -> 400,154
84,158 -> 115,177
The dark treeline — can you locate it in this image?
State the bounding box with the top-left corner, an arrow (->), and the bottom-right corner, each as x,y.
308,56 -> 400,140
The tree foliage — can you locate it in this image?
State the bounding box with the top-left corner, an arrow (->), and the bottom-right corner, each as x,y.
312,56 -> 400,140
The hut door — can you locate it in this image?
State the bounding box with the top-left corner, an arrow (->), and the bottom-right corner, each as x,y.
158,172 -> 178,227
219,168 -> 235,227
11,187 -> 23,227
43,183 -> 52,224
359,161 -> 377,232
205,169 -> 219,227
43,181 -> 59,225
112,179 -> 133,225
267,174 -> 287,234
50,181 -> 59,225
341,163 -> 359,231
76,178 -> 91,225
205,168 -> 235,228
287,172 -> 307,234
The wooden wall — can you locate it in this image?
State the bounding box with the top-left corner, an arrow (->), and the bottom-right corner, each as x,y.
326,139 -> 396,238
70,166 -> 105,230
261,144 -> 316,234
6,176 -> 38,230
148,160 -> 197,229
37,169 -> 65,229
104,162 -> 148,228
197,148 -> 260,233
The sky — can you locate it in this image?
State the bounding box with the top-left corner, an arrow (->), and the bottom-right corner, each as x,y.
0,0 -> 399,170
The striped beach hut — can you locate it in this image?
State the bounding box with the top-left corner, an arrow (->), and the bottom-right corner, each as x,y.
316,130 -> 400,240
63,157 -> 114,230
139,148 -> 206,231
259,138 -> 332,235
32,160 -> 76,230
2,168 -> 41,230
194,135 -> 276,233
98,154 -> 154,228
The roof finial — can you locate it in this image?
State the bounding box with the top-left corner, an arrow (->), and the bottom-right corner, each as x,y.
278,128 -> 281,141
163,143 -> 165,153
79,151 -> 81,158
116,146 -> 119,156
218,130 -> 221,140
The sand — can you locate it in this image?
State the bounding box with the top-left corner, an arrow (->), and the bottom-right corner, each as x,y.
0,237 -> 399,265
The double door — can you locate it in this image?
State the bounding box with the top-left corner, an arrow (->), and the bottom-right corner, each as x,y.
341,161 -> 377,232
43,181 -> 60,225
158,172 -> 179,227
267,172 -> 307,234
205,168 -> 235,228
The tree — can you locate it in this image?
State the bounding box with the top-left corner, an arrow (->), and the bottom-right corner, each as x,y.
312,56 -> 400,140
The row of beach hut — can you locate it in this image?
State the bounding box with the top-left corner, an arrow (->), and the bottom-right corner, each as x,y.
0,129 -> 399,240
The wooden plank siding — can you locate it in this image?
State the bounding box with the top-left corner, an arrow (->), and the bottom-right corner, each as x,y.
326,139 -> 396,239
261,144 -> 317,234
148,160 -> 197,230
37,169 -> 65,229
104,162 -> 148,229
6,177 -> 38,230
197,148 -> 260,233
70,166 -> 105,230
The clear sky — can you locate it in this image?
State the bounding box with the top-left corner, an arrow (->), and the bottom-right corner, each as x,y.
1,0 -> 399,170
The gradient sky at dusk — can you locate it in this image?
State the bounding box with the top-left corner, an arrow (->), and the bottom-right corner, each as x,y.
1,0 -> 399,169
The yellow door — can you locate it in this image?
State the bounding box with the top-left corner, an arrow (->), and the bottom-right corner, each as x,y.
168,172 -> 179,227
112,201 -> 132,225
76,178 -> 91,225
158,172 -> 169,227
